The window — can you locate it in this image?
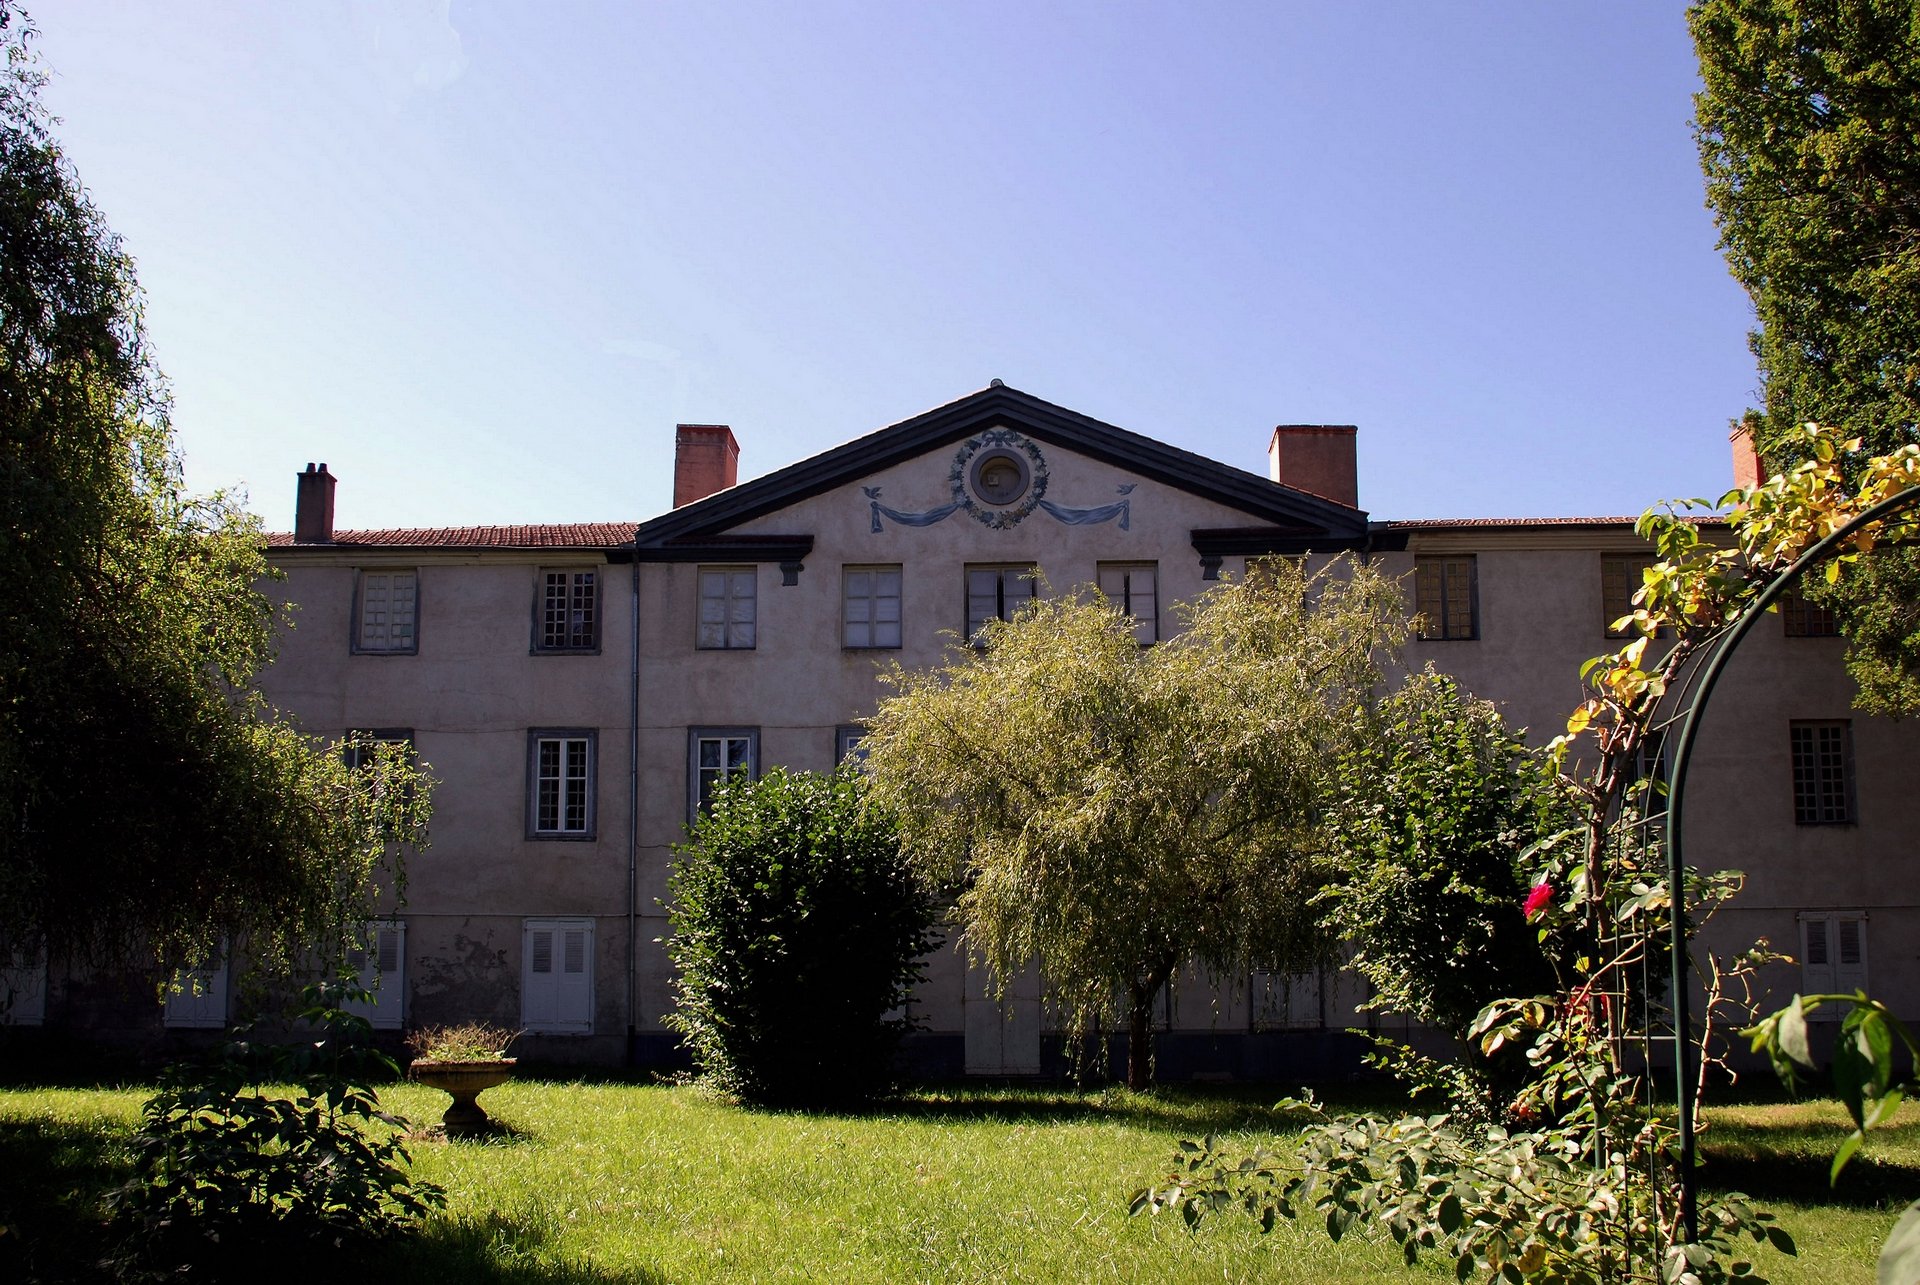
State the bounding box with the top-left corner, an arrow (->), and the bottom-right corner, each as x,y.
1790,720 -> 1854,825
1630,726 -> 1669,808
966,564 -> 1036,637
689,727 -> 758,820
163,955 -> 229,1029
1250,966 -> 1328,1031
843,566 -> 902,649
523,917 -> 593,1034
344,920 -> 405,1031
529,731 -> 596,839
537,569 -> 600,652
355,569 -> 418,653
342,728 -> 414,772
836,725 -> 868,764
1413,555 -> 1477,641
1601,554 -> 1653,637
1,948 -> 47,1026
697,567 -> 756,649
1783,586 -> 1840,637
1097,562 -> 1159,644
1800,912 -> 1867,1005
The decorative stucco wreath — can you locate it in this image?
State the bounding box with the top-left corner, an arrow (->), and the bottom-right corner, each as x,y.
947,429 -> 1050,529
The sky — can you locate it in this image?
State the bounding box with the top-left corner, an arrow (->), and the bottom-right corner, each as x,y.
28,1 -> 1760,531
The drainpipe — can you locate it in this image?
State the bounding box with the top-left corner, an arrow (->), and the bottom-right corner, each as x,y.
626,536 -> 641,1064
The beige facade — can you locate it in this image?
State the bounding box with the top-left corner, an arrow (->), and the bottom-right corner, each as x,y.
14,385 -> 1909,1075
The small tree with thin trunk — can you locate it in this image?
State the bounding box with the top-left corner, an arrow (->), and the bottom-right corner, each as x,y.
860,560 -> 1406,1090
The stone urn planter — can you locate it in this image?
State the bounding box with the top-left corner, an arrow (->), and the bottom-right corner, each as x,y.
409,1057 -> 516,1135
406,1024 -> 522,1137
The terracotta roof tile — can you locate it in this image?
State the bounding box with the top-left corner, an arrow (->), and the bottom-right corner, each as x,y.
267,523 -> 637,550
1384,515 -> 1724,530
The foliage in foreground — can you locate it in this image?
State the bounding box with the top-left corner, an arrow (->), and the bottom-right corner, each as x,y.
666,767 -> 936,1107
0,6 -> 433,981
103,982 -> 442,1278
1744,991 -> 1920,1282
1317,670 -> 1570,1108
861,558 -> 1407,1089
0,1080 -> 1902,1284
1137,1102 -> 1793,1285
1138,427 -> 1920,1281
1691,0 -> 1920,716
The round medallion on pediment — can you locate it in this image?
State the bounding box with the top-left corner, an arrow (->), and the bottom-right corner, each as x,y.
949,430 -> 1049,528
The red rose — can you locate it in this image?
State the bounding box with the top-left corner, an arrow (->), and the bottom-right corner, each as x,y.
1523,883 -> 1554,919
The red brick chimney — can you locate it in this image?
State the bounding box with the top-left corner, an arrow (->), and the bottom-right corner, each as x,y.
673,424 -> 739,508
1268,425 -> 1358,509
294,462 -> 336,543
1731,423 -> 1764,491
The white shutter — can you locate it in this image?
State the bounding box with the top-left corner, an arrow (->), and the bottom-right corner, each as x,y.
346,920 -> 405,1030
1251,968 -> 1326,1031
1,952 -> 47,1026
164,958 -> 229,1029
359,571 -> 418,651
1801,917 -> 1836,997
523,919 -> 593,1033
1835,917 -> 1868,994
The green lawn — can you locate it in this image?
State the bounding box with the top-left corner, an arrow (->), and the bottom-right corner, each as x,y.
0,1077 -> 1911,1283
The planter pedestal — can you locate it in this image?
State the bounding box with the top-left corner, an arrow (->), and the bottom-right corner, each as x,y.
409,1058 -> 515,1136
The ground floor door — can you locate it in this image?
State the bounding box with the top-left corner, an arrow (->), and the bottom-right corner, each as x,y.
963,960 -> 1040,1075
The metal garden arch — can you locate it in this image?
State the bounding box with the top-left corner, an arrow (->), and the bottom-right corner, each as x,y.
1663,484 -> 1920,1240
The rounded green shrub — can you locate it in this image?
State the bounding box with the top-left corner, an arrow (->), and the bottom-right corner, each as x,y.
665,767 -> 937,1107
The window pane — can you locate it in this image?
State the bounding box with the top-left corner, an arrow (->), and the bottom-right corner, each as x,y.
1791,721 -> 1853,824
1838,918 -> 1862,966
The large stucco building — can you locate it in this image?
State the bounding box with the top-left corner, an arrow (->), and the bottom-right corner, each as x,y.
7,384 -> 1910,1074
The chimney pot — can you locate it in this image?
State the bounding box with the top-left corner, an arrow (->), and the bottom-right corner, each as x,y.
673,424 -> 740,508
1268,425 -> 1359,509
294,463 -> 337,544
1731,424 -> 1764,491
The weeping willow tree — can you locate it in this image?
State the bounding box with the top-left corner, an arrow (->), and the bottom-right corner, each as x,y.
0,6 -> 431,988
859,559 -> 1406,1090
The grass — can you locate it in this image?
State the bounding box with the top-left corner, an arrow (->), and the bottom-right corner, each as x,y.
0,1075 -> 1912,1283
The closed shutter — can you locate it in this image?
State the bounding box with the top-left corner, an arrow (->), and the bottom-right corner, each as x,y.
1251,968 -> 1326,1031
1801,914 -> 1868,1004
0,953 -> 47,1026
359,571 -> 418,651
523,919 -> 593,1033
346,920 -> 405,1030
164,959 -> 229,1029
1801,918 -> 1834,996
1835,917 -> 1867,994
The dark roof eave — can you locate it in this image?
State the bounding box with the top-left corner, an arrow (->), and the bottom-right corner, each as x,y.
1190,526 -> 1368,557
629,535 -> 815,564
633,384 -> 1369,548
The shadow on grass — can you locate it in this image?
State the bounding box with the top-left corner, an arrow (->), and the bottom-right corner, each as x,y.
730,1080 -> 1406,1137
410,1117 -> 540,1147
374,1213 -> 669,1284
0,1114 -> 659,1285
0,1113 -> 129,1284
1701,1124 -> 1920,1212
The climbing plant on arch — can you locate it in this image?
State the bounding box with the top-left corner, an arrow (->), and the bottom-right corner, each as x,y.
1137,426 -> 1920,1283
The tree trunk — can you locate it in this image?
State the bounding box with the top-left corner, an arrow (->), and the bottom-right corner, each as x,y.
1126,955 -> 1176,1091
1127,980 -> 1154,1091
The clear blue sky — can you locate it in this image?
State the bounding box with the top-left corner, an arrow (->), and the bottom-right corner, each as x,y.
31,1 -> 1758,531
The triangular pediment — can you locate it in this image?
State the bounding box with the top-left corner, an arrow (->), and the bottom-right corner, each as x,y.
633,384 -> 1367,555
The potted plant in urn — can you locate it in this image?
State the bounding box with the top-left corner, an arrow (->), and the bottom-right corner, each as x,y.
406,1023 -> 520,1136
